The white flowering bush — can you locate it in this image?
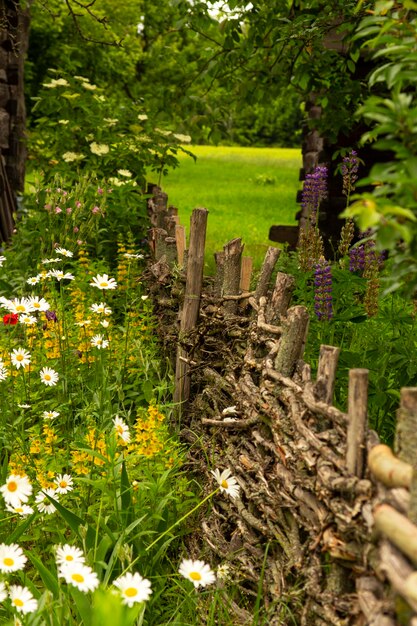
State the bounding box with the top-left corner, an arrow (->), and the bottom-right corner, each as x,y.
29,71 -> 193,187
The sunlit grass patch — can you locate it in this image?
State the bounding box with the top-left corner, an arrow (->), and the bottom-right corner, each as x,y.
162,145 -> 301,274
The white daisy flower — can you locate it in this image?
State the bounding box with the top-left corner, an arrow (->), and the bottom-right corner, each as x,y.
0,543 -> 27,573
217,563 -> 231,580
35,488 -> 58,514
0,581 -> 6,602
100,319 -> 110,328
178,558 -> 216,589
141,295 -> 149,301
6,503 -> 34,516
8,585 -> 38,614
90,302 -> 112,315
89,274 -> 117,290
26,276 -> 41,285
48,270 -> 75,281
54,474 -> 74,494
59,561 -> 99,592
55,247 -> 73,257
0,365 -> 9,381
113,416 -> 130,443
0,255 -> 6,267
56,544 -> 85,566
29,297 -> 50,312
7,298 -> 34,315
0,474 -> 32,507
0,296 -> 12,308
90,334 -> 109,349
210,468 -> 240,499
113,572 -> 152,606
40,367 -> 59,386
41,258 -> 61,264
19,314 -> 37,326
43,410 -> 60,420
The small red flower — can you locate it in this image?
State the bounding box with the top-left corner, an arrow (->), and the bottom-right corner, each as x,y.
3,313 -> 18,325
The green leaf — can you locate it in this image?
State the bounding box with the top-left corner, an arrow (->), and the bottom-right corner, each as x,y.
142,380 -> 154,403
120,462 -> 131,510
70,586 -> 92,626
45,492 -> 85,539
29,553 -> 59,595
7,513 -> 36,543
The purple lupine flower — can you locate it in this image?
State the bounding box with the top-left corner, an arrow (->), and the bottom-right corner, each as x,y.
349,229 -> 375,273
314,257 -> 333,321
349,245 -> 365,272
341,150 -> 359,197
301,165 -> 328,225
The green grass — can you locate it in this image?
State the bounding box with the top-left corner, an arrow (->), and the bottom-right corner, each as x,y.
160,145 -> 301,274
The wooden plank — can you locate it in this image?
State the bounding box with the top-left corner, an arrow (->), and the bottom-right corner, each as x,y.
240,256 -> 253,293
268,225 -> 298,248
175,224 -> 186,267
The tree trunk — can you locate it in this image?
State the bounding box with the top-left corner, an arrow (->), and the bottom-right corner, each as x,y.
0,0 -> 30,241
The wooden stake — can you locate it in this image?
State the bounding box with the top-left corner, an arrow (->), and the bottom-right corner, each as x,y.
147,184 -> 168,227
255,246 -> 281,301
274,306 -> 309,377
266,272 -> 295,324
158,236 -> 178,267
164,215 -> 178,237
175,224 -> 186,267
173,208 -> 208,406
148,227 -> 167,259
222,238 -> 244,314
346,368 -> 368,478
213,251 -> 225,296
395,388 -> 417,524
314,345 -> 340,404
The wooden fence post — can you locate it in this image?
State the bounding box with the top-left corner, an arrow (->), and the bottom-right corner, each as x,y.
173,208 -> 208,406
213,250 -> 225,296
346,368 -> 368,478
266,272 -> 295,324
255,246 -> 281,301
314,345 -> 340,404
147,184 -> 168,228
274,306 -> 309,377
395,388 -> 417,524
222,238 -> 243,314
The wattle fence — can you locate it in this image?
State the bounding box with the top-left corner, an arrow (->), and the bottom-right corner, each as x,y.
145,184 -> 417,626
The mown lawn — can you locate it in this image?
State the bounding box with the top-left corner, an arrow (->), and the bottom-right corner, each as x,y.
161,145 -> 301,274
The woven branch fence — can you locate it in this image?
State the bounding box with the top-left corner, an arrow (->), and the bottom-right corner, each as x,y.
145,184 -> 417,626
